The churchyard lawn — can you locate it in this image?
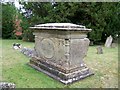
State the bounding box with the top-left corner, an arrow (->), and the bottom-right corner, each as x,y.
1,39 -> 118,88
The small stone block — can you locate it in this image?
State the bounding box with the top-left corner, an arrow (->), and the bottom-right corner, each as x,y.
96,46 -> 103,54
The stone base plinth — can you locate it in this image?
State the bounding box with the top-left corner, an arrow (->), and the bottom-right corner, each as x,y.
28,57 -> 94,84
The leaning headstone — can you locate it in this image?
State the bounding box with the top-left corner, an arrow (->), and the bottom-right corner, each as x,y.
0,82 -> 15,90
96,46 -> 103,54
105,35 -> 113,47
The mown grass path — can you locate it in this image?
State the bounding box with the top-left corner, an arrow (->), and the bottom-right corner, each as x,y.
1,39 -> 118,88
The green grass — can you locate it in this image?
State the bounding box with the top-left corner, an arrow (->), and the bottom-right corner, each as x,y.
1,39 -> 118,88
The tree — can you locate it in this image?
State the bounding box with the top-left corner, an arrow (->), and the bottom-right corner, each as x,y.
2,2 -> 17,39
101,2 -> 120,42
13,15 -> 22,39
21,2 -> 120,43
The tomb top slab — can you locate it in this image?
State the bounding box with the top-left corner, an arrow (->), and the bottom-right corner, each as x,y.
30,23 -> 92,31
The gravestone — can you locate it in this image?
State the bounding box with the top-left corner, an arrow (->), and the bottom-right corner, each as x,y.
105,35 -> 113,47
90,41 -> 94,46
111,43 -> 116,48
96,46 -> 103,54
28,23 -> 94,84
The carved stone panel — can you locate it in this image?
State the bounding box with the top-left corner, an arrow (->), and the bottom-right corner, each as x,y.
40,38 -> 55,59
69,38 -> 90,69
35,37 -> 56,62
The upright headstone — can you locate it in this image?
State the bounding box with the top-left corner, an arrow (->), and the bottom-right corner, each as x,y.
111,43 -> 116,48
105,35 -> 113,47
90,41 -> 94,46
96,46 -> 103,54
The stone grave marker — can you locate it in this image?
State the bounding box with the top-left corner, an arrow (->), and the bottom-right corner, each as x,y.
28,23 -> 94,84
111,43 -> 116,48
105,35 -> 113,47
96,46 -> 103,54
89,41 -> 94,46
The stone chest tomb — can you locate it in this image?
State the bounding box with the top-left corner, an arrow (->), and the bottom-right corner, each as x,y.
29,23 -> 94,84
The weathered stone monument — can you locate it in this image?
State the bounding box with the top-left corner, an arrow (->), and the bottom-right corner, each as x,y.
105,35 -> 113,47
96,46 -> 103,54
29,23 -> 94,84
111,43 -> 116,48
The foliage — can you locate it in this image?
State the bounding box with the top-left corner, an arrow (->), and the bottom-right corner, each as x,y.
100,3 -> 120,42
3,2 -> 119,43
21,2 -> 120,43
19,14 -> 34,42
2,2 -> 34,41
2,3 -> 17,39
13,15 -> 22,39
